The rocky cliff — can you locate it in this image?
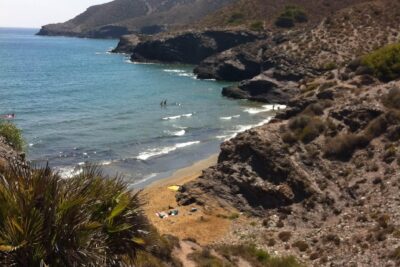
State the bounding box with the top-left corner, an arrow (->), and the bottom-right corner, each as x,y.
177,62 -> 400,265
37,0 -> 234,38
114,30 -> 264,64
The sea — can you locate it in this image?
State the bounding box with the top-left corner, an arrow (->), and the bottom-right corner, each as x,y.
0,28 -> 282,187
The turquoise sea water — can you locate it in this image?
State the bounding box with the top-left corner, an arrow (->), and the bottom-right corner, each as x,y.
0,28 -> 277,186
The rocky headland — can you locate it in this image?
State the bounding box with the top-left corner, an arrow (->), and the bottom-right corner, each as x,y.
113,29 -> 264,64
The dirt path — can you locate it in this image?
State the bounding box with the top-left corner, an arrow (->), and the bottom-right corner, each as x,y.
172,240 -> 201,267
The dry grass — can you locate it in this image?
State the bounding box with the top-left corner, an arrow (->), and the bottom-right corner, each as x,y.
141,155 -> 233,245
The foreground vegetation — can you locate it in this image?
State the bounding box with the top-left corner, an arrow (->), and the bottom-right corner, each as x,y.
0,121 -> 24,151
0,164 -> 149,266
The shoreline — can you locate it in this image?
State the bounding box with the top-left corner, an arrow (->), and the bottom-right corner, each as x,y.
142,153 -> 218,188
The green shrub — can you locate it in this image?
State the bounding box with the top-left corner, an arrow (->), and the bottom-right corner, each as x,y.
292,241 -> 309,252
250,21 -> 264,31
390,246 -> 400,261
0,164 -> 148,266
365,115 -> 388,139
227,12 -> 245,25
382,88 -> 400,109
324,133 -> 369,160
282,132 -> 297,144
216,244 -> 304,267
275,16 -> 295,28
361,43 -> 400,81
275,6 -> 308,28
365,111 -> 400,139
288,115 -> 325,143
323,62 -> 337,70
278,231 -> 292,242
303,103 -> 325,116
0,121 -> 24,151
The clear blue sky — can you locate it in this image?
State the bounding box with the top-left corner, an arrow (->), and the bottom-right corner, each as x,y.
0,0 -> 111,28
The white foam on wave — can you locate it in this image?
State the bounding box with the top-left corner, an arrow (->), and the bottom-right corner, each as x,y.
244,104 -> 287,114
173,125 -> 188,129
100,160 -> 114,166
131,173 -> 158,186
136,141 -> 200,161
165,129 -> 186,136
163,69 -> 186,73
58,166 -> 83,179
178,72 -> 195,78
220,115 -> 240,120
127,61 -> 155,65
217,117 -> 272,141
163,113 -> 192,120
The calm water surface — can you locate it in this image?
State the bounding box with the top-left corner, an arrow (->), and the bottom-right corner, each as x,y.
0,28 -> 278,186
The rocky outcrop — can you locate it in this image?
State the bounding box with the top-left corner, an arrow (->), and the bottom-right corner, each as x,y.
0,137 -> 25,171
193,41 -> 265,81
125,30 -> 263,64
177,68 -> 400,265
113,34 -> 144,53
177,125 -> 317,215
221,73 -> 298,103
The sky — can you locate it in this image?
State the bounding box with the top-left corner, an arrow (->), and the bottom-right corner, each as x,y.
0,0 -> 111,28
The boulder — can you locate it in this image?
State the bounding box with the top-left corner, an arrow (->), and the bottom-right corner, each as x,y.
112,34 -> 144,53
194,41 -> 265,81
222,73 -> 298,103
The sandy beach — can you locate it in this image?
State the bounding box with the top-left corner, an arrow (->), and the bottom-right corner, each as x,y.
141,154 -> 237,245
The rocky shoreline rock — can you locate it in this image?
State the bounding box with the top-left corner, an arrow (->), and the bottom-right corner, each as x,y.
114,30 -> 264,64
193,41 -> 266,81
221,73 -> 298,103
0,137 -> 26,171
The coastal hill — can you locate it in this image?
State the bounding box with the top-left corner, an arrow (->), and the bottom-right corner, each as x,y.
198,0 -> 369,29
37,0 -> 235,38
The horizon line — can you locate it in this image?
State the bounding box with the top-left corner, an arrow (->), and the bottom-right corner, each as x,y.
0,26 -> 40,29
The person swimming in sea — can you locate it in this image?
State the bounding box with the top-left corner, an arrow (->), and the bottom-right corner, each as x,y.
160,99 -> 168,107
1,113 -> 15,119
